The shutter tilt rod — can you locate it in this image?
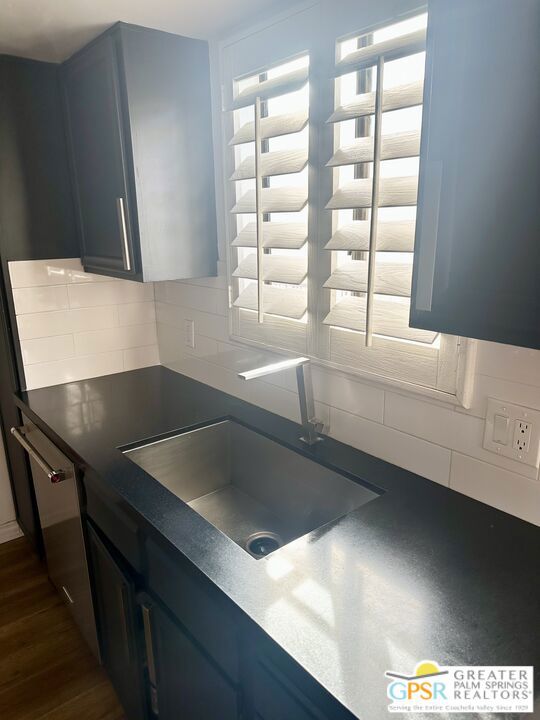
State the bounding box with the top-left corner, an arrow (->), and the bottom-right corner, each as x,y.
365,56 -> 384,346
254,96 -> 264,323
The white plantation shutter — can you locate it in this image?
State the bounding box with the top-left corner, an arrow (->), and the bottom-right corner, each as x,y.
228,55 -> 310,332
221,5 -> 469,402
323,14 -> 438,347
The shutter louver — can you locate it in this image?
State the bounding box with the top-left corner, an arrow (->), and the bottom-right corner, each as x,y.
327,129 -> 420,167
231,148 -> 308,181
233,284 -> 307,319
324,259 -> 412,296
230,110 -> 308,146
335,28 -> 427,75
232,65 -> 309,108
233,254 -> 307,285
325,220 -> 415,252
326,176 -> 418,210
232,222 -> 308,250
231,187 -> 308,214
323,295 -> 437,343
328,80 -> 424,123
323,14 -> 434,345
229,55 -> 310,324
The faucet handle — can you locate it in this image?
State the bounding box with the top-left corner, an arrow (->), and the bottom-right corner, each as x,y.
312,418 -> 325,434
300,418 -> 325,446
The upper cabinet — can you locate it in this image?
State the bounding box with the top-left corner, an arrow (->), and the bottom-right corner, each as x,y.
410,0 -> 540,349
63,23 -> 218,282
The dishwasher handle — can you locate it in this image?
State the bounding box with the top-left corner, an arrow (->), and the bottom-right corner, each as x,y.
11,426 -> 66,484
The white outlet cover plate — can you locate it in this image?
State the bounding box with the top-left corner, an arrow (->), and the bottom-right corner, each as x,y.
484,398 -> 540,468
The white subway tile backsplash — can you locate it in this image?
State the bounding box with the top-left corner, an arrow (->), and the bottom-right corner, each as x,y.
118,302 -> 156,326
154,274 -> 540,524
11,259 -> 158,390
157,321 -> 184,366
315,370 -> 385,424
177,264 -> 228,290
8,258 -> 113,288
154,282 -> 168,304
155,300 -> 182,328
330,406 -> 452,486
17,306 -> 119,340
20,334 -> 75,366
215,290 -> 230,317
68,280 -> 153,308
450,453 -> 540,526
156,301 -> 229,342
9,260 -> 540,527
385,392 -> 539,480
23,351 -> 125,390
17,310 -> 73,340
462,374 -> 540,420
161,282 -> 222,314
124,345 -> 160,371
74,323 -> 157,356
476,341 -> 540,388
12,285 -> 69,315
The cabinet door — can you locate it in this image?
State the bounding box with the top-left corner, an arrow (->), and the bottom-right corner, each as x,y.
139,595 -> 239,720
64,33 -> 138,279
87,523 -> 146,720
410,0 -> 540,349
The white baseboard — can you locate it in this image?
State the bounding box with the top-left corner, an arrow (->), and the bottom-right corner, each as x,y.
0,520 -> 23,544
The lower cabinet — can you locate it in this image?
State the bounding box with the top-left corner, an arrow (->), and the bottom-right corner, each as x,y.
252,660 -> 320,720
87,522 -> 147,720
85,510 -> 349,720
138,594 -> 239,720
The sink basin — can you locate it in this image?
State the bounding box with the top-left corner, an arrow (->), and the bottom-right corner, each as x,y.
124,419 -> 379,558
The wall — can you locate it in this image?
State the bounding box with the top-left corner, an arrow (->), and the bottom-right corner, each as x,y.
0,55 -> 79,550
156,270 -> 540,527
10,259 -> 159,390
0,430 -> 20,542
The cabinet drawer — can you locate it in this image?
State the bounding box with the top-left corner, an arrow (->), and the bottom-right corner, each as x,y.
145,538 -> 239,683
84,481 -> 142,572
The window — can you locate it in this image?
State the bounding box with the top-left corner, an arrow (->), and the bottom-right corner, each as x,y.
221,7 -> 472,403
228,55 -> 310,352
325,14 -> 429,345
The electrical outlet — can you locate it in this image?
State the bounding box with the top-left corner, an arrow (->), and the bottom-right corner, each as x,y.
513,420 -> 531,453
184,319 -> 195,349
484,398 -> 540,467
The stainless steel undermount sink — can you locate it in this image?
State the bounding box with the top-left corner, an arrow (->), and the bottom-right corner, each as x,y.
124,419 -> 379,558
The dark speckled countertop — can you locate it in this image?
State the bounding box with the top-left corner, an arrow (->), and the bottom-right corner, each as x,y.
16,366 -> 540,719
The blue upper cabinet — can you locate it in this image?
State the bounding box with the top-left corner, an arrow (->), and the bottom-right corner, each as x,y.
410,0 -> 540,349
63,23 -> 218,283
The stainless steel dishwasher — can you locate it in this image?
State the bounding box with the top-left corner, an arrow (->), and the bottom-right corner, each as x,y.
12,415 -> 99,659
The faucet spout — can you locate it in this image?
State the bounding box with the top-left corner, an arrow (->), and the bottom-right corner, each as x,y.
238,357 -> 324,445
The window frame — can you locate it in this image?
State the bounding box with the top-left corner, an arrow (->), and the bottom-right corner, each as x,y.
214,1 -> 476,408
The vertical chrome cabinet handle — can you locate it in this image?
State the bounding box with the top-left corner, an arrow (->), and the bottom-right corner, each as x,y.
116,197 -> 132,272
142,604 -> 159,715
414,160 -> 443,312
62,585 -> 74,604
10,426 -> 65,483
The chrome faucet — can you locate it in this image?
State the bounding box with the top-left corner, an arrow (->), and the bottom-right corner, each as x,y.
238,357 -> 324,445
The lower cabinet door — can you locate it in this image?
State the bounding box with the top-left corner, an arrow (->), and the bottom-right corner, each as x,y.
138,593 -> 239,720
87,523 -> 146,720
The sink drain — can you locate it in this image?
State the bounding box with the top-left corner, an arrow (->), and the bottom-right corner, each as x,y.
245,532 -> 282,558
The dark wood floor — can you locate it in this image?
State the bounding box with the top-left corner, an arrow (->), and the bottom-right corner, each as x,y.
0,536 -> 125,720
